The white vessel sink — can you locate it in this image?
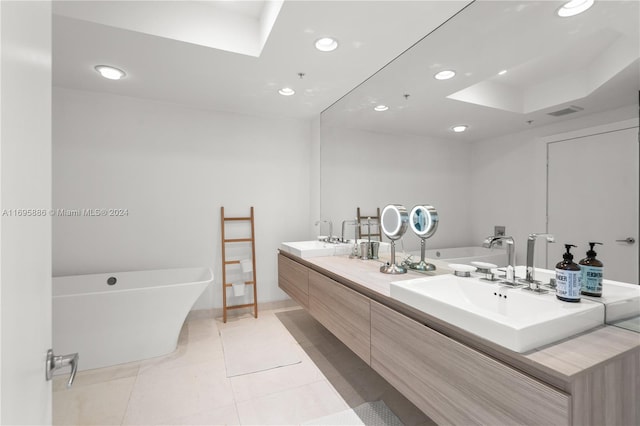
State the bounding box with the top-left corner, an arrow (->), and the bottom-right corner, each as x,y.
512,265 -> 640,323
390,274 -> 604,352
280,240 -> 352,258
586,280 -> 640,324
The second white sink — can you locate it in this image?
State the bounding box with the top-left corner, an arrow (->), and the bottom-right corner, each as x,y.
280,240 -> 352,258
512,265 -> 640,324
390,274 -> 604,352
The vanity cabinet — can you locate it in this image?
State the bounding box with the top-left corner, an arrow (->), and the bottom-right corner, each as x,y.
277,252 -> 639,426
308,270 -> 371,364
278,254 -> 309,308
370,301 -> 570,425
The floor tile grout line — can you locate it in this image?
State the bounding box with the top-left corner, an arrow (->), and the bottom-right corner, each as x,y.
231,366 -> 328,404
119,366 -> 141,426
233,399 -> 243,425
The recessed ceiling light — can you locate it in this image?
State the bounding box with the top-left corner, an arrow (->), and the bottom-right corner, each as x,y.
451,125 -> 468,133
557,0 -> 594,17
278,87 -> 295,96
434,70 -> 456,80
95,65 -> 126,80
315,37 -> 338,52
374,105 -> 389,112
498,70 -> 508,76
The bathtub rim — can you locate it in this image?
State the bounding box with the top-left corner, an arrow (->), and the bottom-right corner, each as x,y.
424,246 -> 506,257
52,266 -> 213,298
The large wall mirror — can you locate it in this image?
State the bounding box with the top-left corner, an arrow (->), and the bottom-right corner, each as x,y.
319,0 -> 639,292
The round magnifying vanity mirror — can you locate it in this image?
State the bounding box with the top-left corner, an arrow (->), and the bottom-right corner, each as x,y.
408,205 -> 439,271
380,204 -> 409,274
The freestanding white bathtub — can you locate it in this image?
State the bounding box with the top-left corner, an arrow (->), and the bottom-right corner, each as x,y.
423,246 -> 508,267
53,267 -> 212,371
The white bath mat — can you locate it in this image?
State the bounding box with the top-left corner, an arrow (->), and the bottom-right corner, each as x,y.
303,401 -> 404,426
220,318 -> 301,377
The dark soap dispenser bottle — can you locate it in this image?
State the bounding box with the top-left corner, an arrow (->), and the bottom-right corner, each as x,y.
555,244 -> 581,303
580,242 -> 603,297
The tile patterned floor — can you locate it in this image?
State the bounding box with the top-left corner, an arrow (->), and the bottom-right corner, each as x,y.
53,306 -> 434,425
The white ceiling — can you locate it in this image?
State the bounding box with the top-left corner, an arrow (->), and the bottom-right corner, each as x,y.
321,0 -> 640,141
205,0 -> 267,19
52,0 -> 472,120
53,0 -> 282,57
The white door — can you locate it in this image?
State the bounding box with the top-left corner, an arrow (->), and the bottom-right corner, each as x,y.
1,1 -> 53,424
547,126 -> 639,284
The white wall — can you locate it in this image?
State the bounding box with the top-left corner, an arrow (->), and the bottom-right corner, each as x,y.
469,106 -> 638,267
309,116 -> 321,237
320,125 -> 473,252
53,88 -> 313,309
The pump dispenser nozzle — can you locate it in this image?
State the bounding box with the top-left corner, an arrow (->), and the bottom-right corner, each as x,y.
581,242 -> 604,297
586,242 -> 603,257
563,244 -> 577,260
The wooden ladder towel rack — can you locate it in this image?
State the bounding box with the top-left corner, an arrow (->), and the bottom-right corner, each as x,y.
220,206 -> 258,323
356,207 -> 382,241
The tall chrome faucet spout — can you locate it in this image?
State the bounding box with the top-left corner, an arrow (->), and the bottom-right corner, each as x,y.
341,219 -> 358,243
314,220 -> 334,242
483,235 -> 516,284
525,233 -> 555,285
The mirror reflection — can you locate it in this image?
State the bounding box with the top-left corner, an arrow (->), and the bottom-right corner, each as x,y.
409,205 -> 438,238
320,1 -> 639,330
322,0 -> 638,140
408,205 -> 439,271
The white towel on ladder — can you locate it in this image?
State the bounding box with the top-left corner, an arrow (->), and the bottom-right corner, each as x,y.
240,259 -> 253,274
232,282 -> 245,297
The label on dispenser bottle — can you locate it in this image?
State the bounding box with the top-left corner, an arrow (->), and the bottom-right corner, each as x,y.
581,266 -> 603,295
555,269 -> 582,301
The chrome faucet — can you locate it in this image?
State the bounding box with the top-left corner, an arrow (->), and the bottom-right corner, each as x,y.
341,219 -> 358,243
314,219 -> 333,243
483,235 -> 517,285
524,233 -> 555,290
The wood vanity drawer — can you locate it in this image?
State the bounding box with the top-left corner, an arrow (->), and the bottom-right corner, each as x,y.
278,254 -> 309,308
309,270 -> 371,365
370,301 -> 570,425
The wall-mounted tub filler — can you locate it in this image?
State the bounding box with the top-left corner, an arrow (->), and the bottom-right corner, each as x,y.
483,235 -> 518,286
380,204 -> 409,274
407,204 -> 439,271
